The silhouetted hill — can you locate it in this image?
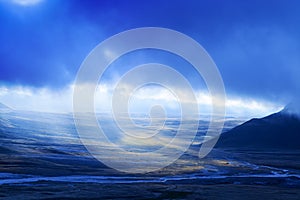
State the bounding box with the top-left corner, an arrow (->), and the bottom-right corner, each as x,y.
216,108 -> 300,150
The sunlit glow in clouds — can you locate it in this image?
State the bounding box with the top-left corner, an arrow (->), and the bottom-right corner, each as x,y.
0,84 -> 283,119
12,0 -> 43,6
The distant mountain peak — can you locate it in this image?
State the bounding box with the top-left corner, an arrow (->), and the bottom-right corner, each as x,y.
282,101 -> 300,117
0,102 -> 13,112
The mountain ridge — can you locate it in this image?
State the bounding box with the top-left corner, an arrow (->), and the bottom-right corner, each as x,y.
216,106 -> 300,150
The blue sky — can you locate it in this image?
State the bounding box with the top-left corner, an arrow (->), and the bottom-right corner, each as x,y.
0,0 -> 299,116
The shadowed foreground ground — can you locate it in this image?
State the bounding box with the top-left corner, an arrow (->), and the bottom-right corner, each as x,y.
1,181 -> 300,200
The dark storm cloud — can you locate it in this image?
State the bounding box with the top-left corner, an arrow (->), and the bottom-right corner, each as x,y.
0,0 -> 299,103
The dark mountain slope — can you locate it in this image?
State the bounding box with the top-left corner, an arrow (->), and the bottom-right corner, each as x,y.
216,108 -> 300,150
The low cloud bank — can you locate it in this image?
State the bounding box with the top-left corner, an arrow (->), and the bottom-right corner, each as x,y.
0,84 -> 283,119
